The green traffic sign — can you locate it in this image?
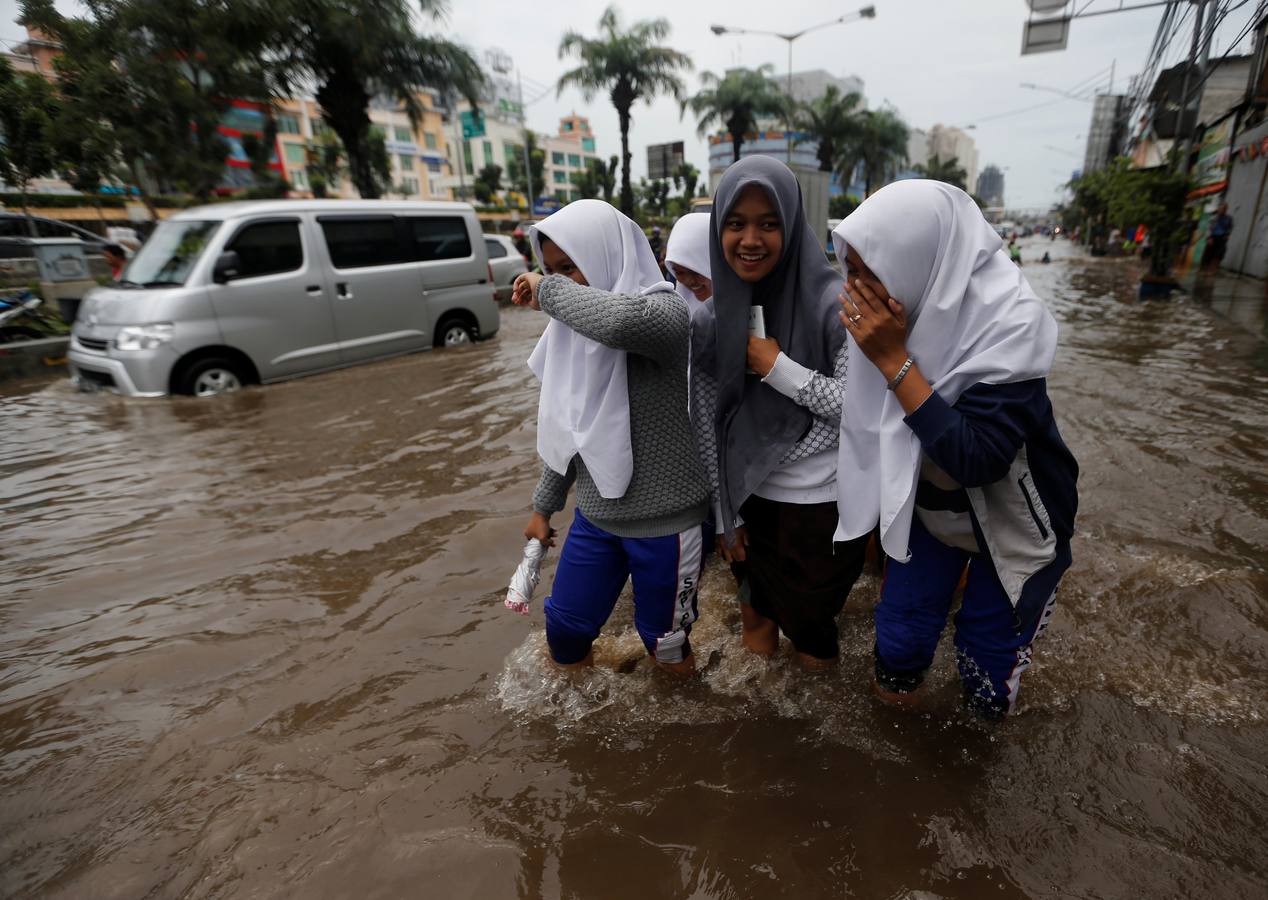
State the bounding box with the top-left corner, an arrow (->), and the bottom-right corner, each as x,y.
460,109 -> 485,140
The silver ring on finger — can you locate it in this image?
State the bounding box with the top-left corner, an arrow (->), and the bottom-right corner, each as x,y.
849,314 -> 862,324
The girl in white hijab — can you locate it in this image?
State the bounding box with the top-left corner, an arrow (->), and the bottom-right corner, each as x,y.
665,212 -> 713,306
512,200 -> 709,675
832,180 -> 1079,719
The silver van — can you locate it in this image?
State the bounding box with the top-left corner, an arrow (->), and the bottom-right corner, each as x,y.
67,199 -> 499,397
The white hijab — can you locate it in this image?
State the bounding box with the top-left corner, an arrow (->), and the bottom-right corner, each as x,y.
665,213 -> 712,305
831,180 -> 1058,561
526,200 -> 672,499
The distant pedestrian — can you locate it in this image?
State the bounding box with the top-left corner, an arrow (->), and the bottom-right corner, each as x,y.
1008,239 -> 1022,266
103,244 -> 127,280
1203,203 -> 1233,271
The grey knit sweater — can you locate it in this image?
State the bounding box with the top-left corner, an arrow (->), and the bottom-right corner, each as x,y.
530,276 -> 710,539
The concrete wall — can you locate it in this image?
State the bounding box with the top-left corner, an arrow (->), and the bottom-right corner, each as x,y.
1224,120 -> 1268,278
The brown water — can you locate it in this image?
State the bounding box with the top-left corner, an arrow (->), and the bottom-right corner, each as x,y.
3,241 -> 1267,899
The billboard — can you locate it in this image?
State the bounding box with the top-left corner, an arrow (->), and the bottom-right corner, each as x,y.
647,141 -> 685,180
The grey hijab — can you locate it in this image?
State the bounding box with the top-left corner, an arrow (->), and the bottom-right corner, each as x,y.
694,156 -> 847,534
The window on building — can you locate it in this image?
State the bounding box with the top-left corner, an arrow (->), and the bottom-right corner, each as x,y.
312,119 -> 332,138
503,142 -> 520,163
582,137 -> 596,153
552,152 -> 565,165
276,113 -> 301,135
562,121 -> 574,132
290,170 -> 309,190
553,170 -> 567,183
284,143 -> 307,166
424,132 -> 438,150
568,154 -> 581,168
394,126 -> 412,143
408,216 -> 472,261
226,220 -> 304,279
319,217 -> 411,268
400,177 -> 419,196
484,140 -> 494,165
398,153 -> 414,170
484,238 -> 508,259
425,159 -> 442,173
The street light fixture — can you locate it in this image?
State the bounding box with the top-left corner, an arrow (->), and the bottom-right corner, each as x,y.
1019,82 -> 1095,102
709,6 -> 877,164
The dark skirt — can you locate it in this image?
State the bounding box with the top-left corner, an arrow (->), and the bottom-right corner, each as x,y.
740,495 -> 869,659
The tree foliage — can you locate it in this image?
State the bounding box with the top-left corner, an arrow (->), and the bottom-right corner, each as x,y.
504,131 -> 545,207
914,154 -> 967,191
474,163 -> 502,204
0,55 -> 60,230
794,85 -> 864,174
687,65 -> 788,165
270,0 -> 483,199
838,108 -> 909,197
558,6 -> 691,216
1069,158 -> 1189,277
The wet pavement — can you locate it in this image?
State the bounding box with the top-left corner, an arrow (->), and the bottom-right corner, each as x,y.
2,239 -> 1267,899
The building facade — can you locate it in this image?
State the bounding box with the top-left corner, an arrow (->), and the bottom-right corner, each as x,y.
976,164 -> 1005,207
926,124 -> 979,194
1082,94 -> 1125,175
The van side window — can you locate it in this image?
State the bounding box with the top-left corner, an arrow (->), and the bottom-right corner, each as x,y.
320,217 -> 412,268
227,220 -> 304,278
484,238 -> 508,259
409,216 -> 472,261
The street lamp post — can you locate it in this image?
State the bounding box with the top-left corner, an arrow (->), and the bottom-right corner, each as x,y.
710,6 -> 876,165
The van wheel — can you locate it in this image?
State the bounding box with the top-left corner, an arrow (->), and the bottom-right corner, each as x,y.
436,317 -> 474,348
178,357 -> 245,397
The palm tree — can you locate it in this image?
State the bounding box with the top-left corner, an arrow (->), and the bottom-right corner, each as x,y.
838,108 -> 909,197
914,154 -> 967,191
558,6 -> 692,216
794,85 -> 864,173
271,0 -> 483,199
687,66 -> 788,165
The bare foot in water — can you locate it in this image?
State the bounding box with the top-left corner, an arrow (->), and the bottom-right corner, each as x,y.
740,606 -> 779,656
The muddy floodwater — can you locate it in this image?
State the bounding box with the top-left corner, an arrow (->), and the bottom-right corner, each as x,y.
3,241 -> 1267,899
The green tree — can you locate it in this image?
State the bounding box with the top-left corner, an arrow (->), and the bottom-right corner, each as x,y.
571,160 -> 603,200
829,194 -> 860,219
558,6 -> 692,216
795,85 -> 864,173
597,154 -> 618,204
1071,158 -> 1188,278
474,163 -> 503,205
672,161 -> 699,201
839,108 -> 909,197
505,131 -> 545,206
22,0 -> 277,204
687,65 -> 788,164
914,154 -> 968,191
0,56 -> 60,233
306,133 -> 346,198
271,0 -> 483,199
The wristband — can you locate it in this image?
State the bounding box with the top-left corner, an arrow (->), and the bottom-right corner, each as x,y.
887,357 -> 914,391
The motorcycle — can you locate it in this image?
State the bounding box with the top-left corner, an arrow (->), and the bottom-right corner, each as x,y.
0,290 -> 69,344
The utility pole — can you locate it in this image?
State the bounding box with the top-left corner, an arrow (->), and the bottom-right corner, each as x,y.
450,89 -> 467,199
518,69 -> 535,218
1175,0 -> 1211,173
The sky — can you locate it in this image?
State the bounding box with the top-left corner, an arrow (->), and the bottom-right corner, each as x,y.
3,0 -> 1263,210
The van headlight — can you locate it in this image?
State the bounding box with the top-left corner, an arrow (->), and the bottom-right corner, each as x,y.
115,324 -> 175,351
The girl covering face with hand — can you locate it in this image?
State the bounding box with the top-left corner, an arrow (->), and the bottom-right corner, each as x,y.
832,179 -> 1079,719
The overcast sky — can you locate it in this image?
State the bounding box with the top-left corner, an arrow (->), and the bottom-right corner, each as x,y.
3,0 -> 1262,209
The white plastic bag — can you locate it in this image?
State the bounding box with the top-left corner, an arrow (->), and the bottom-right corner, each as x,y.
504,538 -> 547,615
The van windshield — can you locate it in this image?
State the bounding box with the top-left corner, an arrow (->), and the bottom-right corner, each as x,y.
121,220 -> 220,287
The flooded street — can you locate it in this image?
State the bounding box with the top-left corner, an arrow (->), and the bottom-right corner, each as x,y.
3,241 -> 1267,899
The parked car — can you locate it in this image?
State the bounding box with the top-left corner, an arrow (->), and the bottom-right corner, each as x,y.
483,233 -> 528,302
67,199 -> 499,398
0,212 -> 109,253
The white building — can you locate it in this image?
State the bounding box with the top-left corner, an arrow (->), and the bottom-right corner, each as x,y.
926,124 -> 979,193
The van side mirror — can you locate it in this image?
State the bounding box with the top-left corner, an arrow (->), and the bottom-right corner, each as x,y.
212,250 -> 241,284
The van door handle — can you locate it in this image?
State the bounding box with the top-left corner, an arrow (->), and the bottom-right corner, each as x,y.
336,282 -> 353,300
306,285 -> 323,295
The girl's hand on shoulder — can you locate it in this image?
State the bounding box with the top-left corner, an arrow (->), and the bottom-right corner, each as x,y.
838,277 -> 910,375
512,272 -> 544,310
